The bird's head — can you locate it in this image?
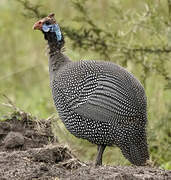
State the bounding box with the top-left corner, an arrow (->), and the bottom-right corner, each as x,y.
33,13 -> 64,51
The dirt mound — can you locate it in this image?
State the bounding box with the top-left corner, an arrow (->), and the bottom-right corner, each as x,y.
0,111 -> 55,152
0,145 -> 82,180
0,110 -> 171,180
0,110 -> 82,179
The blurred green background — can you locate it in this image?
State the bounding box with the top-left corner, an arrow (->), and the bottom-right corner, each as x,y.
0,0 -> 171,169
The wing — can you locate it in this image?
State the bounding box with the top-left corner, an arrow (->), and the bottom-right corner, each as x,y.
73,74 -> 143,123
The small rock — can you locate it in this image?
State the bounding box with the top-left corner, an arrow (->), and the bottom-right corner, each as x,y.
3,131 -> 24,148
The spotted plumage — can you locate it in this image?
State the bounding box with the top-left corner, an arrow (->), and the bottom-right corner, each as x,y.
33,13 -> 149,166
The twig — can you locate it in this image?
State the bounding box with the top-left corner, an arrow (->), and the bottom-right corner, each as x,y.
1,94 -> 17,111
16,0 -> 47,18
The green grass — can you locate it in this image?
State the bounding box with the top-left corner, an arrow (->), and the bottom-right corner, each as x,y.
0,0 -> 170,170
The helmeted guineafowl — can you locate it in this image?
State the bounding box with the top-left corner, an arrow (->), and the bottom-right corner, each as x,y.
33,13 -> 149,166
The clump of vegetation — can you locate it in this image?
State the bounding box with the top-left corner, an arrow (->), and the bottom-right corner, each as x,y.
0,0 -> 170,169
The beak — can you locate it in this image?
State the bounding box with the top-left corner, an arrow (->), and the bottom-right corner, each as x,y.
33,20 -> 43,30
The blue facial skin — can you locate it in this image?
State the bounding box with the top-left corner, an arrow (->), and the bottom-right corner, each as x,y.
42,23 -> 62,41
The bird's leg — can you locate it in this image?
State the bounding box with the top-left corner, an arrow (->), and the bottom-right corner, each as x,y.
95,145 -> 106,166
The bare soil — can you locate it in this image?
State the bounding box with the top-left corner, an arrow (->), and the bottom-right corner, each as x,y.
0,111 -> 171,180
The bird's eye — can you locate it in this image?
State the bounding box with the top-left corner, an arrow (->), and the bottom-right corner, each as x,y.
45,21 -> 51,25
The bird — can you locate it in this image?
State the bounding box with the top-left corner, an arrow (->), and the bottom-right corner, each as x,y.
33,13 -> 149,166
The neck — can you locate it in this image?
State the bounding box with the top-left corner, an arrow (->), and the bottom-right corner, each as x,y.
44,31 -> 64,54
44,31 -> 71,68
44,31 -> 71,84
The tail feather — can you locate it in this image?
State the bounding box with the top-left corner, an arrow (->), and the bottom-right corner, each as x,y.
121,140 -> 149,166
